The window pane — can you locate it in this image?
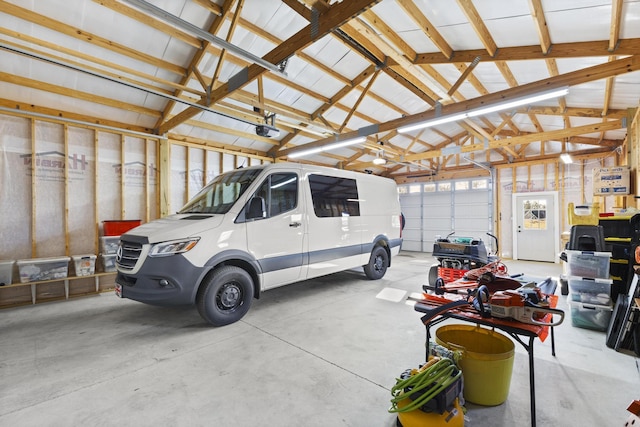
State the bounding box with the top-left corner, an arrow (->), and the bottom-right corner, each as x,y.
309,174 -> 360,217
269,173 -> 297,216
455,181 -> 469,191
522,199 -> 547,230
423,183 -> 436,192
438,182 -> 451,191
472,179 -> 487,189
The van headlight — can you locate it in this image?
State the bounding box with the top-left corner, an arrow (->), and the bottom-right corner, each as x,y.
149,238 -> 200,257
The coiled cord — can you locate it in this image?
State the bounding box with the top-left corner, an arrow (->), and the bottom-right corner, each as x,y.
389,357 -> 462,413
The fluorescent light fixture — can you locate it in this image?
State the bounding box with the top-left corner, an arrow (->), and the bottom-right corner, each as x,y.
467,87 -> 569,117
560,153 -> 573,164
398,87 -> 569,133
398,113 -> 468,133
288,136 -> 366,159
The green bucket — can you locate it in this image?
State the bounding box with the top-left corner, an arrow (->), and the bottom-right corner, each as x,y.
435,324 -> 515,406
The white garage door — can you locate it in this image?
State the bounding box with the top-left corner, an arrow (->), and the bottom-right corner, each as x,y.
398,183 -> 423,252
399,178 -> 493,253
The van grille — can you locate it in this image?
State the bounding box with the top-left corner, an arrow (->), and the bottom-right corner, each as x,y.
116,240 -> 142,270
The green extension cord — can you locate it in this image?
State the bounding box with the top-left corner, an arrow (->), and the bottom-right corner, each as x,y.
389,358 -> 462,413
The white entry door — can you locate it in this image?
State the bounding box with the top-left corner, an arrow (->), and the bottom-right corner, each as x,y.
512,192 -> 559,262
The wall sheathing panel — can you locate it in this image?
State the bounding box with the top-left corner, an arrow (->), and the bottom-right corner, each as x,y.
67,126 -> 96,256
170,144 -> 187,213
0,115 -> 32,260
33,121 -> 65,257
0,113 -> 157,306
97,131 -> 123,232
187,146 -> 205,202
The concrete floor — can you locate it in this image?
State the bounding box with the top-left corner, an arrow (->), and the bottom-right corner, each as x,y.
1,251 -> 638,427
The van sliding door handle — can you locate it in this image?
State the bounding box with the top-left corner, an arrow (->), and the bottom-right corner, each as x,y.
289,222 -> 301,228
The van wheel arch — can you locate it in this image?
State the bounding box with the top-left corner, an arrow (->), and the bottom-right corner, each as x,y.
197,257 -> 261,302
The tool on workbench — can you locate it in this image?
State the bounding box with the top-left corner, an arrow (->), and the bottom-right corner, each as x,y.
419,283 -> 564,327
473,285 -> 564,326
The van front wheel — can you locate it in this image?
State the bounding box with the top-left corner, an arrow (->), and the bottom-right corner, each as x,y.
196,266 -> 254,326
364,246 -> 388,280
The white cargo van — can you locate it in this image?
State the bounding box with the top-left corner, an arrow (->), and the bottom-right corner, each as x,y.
114,162 -> 403,326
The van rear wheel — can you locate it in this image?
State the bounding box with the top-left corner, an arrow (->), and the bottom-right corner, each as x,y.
196,266 -> 254,326
364,246 -> 388,279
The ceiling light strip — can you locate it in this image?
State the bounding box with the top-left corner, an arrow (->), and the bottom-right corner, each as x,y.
398,87 -> 569,133
288,136 -> 366,158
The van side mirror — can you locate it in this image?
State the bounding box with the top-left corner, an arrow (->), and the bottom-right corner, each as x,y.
246,196 -> 266,219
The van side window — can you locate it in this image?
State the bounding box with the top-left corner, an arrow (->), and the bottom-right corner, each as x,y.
309,174 -> 360,217
255,173 -> 298,218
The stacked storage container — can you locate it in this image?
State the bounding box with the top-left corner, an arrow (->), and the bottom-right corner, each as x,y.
566,250 -> 614,331
100,220 -> 141,272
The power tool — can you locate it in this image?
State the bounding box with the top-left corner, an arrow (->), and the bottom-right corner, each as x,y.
475,286 -> 565,326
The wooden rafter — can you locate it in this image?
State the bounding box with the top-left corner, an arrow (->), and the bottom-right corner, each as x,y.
157,0 -> 383,134
0,71 -> 159,118
1,0 -> 637,177
609,0 -> 624,51
347,18 -> 442,102
456,0 -> 498,57
395,0 -> 453,59
3,1 -> 185,75
528,0 -> 551,54
155,0 -> 236,129
277,55 -> 640,158
209,0 -> 245,93
338,70 -> 380,132
415,38 -> 640,64
405,120 -> 623,162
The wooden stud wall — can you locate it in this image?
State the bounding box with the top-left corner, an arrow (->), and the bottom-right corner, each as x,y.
0,113 -> 166,307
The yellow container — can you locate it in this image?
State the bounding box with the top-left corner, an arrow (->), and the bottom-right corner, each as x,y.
568,202 -> 600,226
435,324 -> 514,406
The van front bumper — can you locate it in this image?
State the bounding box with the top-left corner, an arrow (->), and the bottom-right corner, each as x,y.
115,255 -> 205,306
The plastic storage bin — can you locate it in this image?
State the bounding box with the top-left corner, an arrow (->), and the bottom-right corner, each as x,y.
565,250 -> 611,278
16,256 -> 71,283
103,220 -> 141,236
569,300 -> 613,331
568,277 -> 613,295
0,260 -> 14,286
569,292 -> 612,306
100,236 -> 120,255
101,254 -> 117,272
72,254 -> 96,276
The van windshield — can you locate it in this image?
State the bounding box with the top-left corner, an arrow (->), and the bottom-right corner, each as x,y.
178,168 -> 262,214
